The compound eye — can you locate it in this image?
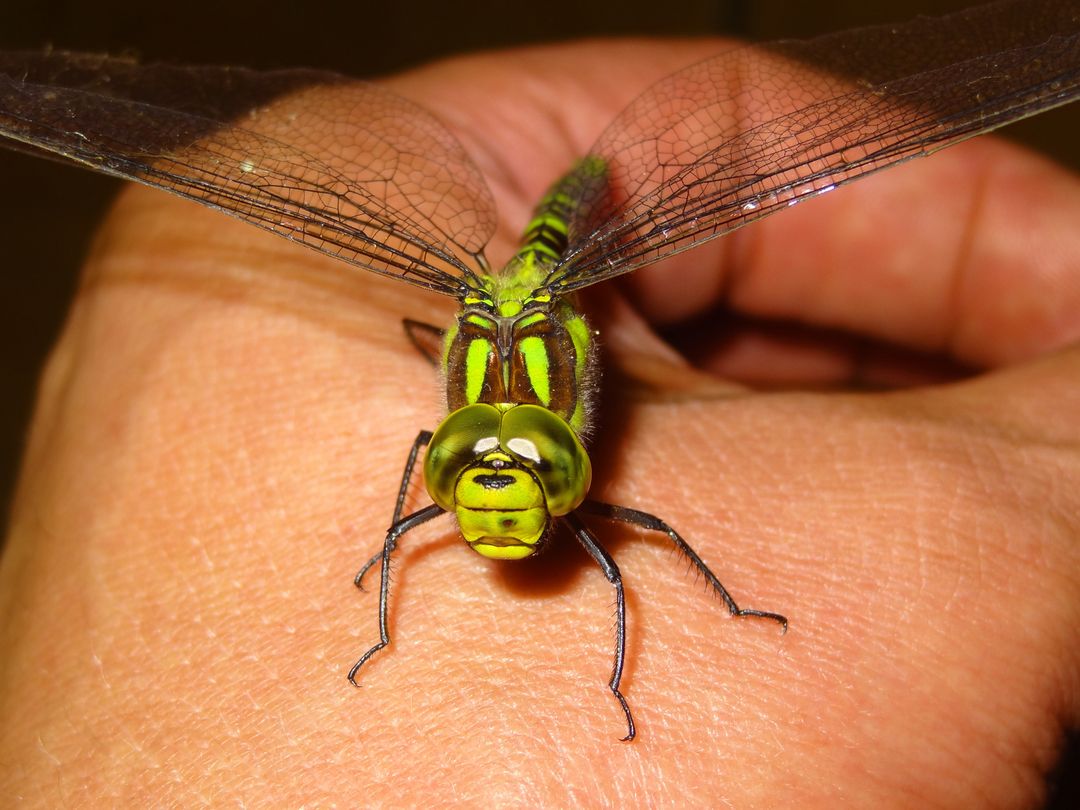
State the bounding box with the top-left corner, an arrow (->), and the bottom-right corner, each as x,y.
424,404 -> 503,511
500,404 -> 591,516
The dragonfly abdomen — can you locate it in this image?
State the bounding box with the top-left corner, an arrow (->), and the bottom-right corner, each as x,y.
512,154 -> 608,267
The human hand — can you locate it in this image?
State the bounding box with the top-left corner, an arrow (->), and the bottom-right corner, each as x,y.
1,40 -> 1078,807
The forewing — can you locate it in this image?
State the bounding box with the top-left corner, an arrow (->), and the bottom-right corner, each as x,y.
0,51 -> 496,297
546,0 -> 1080,292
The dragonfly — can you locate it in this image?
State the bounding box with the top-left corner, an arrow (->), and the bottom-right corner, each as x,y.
1,0 -> 1078,741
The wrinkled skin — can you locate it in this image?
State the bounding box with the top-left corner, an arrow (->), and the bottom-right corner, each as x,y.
1,41 -> 1079,808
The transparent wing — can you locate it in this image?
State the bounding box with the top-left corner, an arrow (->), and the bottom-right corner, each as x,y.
0,51 -> 496,297
545,0 -> 1080,293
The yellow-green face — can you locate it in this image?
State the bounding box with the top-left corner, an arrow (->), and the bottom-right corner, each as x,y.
423,403 -> 592,560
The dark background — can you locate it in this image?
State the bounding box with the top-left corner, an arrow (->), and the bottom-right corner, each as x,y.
1,2 -> 1077,802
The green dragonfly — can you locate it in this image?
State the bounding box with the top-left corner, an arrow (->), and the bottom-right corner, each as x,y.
1,0 -> 1078,740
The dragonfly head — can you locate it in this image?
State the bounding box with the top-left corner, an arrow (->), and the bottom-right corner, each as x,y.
424,403 -> 591,560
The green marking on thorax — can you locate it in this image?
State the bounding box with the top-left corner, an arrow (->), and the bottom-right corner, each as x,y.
565,314 -> 591,380
518,335 -> 550,405
465,338 -> 490,404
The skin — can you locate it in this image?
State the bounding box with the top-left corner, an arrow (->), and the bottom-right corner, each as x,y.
1,40 -> 1079,808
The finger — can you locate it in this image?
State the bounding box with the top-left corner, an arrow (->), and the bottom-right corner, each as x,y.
665,313 -> 973,388
932,339 -> 1080,449
631,138 -> 1080,370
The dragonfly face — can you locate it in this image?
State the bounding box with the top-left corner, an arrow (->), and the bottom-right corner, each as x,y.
423,402 -> 592,560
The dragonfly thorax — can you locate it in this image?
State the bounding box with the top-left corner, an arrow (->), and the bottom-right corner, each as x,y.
423,403 -> 592,560
442,293 -> 595,435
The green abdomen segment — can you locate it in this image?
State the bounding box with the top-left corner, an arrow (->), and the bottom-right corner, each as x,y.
513,155 -> 607,268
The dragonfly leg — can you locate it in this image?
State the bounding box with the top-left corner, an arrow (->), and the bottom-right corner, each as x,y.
402,318 -> 446,366
355,429 -> 433,590
564,512 -> 636,742
348,503 -> 446,686
579,500 -> 787,632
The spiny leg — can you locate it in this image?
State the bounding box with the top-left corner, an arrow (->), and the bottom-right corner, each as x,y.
348,503 -> 446,686
579,500 -> 787,632
564,512 -> 636,742
402,318 -> 446,366
354,429 -> 433,590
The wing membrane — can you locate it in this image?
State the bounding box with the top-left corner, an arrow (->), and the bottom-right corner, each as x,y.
0,52 -> 495,297
546,0 -> 1080,292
